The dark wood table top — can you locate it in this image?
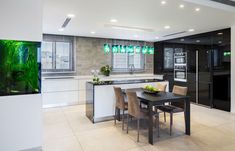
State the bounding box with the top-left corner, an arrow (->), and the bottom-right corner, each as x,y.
123,88 -> 190,105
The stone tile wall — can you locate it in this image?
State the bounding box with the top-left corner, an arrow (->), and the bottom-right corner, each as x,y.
75,37 -> 154,75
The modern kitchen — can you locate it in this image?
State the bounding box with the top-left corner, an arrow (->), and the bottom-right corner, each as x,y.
0,0 -> 235,151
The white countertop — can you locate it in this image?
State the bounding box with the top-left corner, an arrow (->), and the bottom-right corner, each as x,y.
42,74 -> 164,80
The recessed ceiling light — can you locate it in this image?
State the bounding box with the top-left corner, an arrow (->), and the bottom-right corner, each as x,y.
110,19 -> 117,23
134,35 -> 139,38
217,32 -> 223,35
67,14 -> 75,18
195,8 -> 200,12
196,40 -> 200,43
218,41 -> 222,44
188,29 -> 195,32
164,25 -> 170,29
180,39 -> 185,42
58,28 -> 64,31
155,36 -> 159,39
179,4 -> 185,8
161,1 -> 166,5
90,31 -> 96,34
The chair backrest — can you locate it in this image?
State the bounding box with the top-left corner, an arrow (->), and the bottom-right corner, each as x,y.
156,83 -> 167,92
126,91 -> 140,118
173,85 -> 188,96
171,85 -> 188,109
113,87 -> 125,110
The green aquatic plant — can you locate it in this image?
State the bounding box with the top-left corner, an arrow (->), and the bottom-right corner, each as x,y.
0,40 -> 41,96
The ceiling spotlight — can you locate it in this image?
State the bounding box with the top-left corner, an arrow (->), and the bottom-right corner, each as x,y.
58,28 -> 64,31
164,25 -> 170,29
180,39 -> 185,42
218,41 -> 222,44
188,29 -> 195,32
155,36 -> 159,39
195,8 -> 200,12
217,32 -> 223,35
110,19 -> 117,23
179,4 -> 185,8
90,31 -> 96,34
134,35 -> 139,38
161,1 -> 166,5
67,14 -> 75,18
196,40 -> 200,43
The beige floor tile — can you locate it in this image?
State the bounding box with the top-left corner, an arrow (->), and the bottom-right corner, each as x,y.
42,136 -> 83,151
75,127 -> 139,151
43,121 -> 74,142
42,104 -> 235,151
62,105 -> 85,113
126,147 -> 146,151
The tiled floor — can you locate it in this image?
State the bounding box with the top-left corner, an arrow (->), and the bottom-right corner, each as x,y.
42,104 -> 235,151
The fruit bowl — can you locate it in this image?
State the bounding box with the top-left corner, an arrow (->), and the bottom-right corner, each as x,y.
142,85 -> 160,94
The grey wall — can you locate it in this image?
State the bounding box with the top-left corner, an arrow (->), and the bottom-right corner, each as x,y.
75,37 -> 154,75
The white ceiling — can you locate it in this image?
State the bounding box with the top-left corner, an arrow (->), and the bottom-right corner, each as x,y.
43,0 -> 235,42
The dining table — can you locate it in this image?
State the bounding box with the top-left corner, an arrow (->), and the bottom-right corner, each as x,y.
122,88 -> 190,145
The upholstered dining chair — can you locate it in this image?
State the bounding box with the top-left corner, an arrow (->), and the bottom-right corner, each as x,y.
155,83 -> 167,122
156,83 -> 167,92
126,90 -> 159,142
113,87 -> 128,130
156,85 -> 188,135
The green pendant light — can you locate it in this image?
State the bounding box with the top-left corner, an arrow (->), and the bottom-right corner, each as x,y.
112,45 -> 119,53
148,47 -> 154,54
119,45 -> 126,53
224,51 -> 231,57
103,44 -> 110,53
127,45 -> 134,54
142,46 -> 148,54
135,46 -> 141,54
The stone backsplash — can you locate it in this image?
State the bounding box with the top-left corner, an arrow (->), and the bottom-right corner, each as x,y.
75,37 -> 154,75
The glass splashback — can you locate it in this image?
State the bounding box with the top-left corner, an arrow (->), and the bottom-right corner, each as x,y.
0,39 -> 41,96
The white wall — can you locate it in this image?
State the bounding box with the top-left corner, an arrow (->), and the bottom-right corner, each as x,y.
231,26 -> 235,113
0,0 -> 42,41
0,95 -> 42,151
0,0 -> 43,150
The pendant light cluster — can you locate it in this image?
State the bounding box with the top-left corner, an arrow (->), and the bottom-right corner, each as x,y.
103,43 -> 154,54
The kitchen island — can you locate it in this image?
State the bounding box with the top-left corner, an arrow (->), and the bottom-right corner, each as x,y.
86,79 -> 169,123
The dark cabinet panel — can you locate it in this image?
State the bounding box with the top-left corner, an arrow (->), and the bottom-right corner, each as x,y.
154,28 -> 231,112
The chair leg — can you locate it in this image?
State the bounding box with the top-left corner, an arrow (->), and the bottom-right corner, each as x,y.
164,112 -> 166,122
157,114 -> 160,138
137,119 -> 140,142
114,107 -> 117,125
126,114 -> 129,134
170,113 -> 173,136
122,110 -> 125,130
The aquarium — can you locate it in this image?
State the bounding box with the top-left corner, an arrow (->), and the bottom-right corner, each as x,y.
0,39 -> 41,96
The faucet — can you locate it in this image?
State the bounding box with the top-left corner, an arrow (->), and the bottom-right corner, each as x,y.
129,64 -> 135,74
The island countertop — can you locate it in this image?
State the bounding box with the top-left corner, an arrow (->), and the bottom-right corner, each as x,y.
88,79 -> 165,86
86,79 -> 169,123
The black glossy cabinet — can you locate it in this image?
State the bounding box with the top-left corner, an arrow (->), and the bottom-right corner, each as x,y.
154,28 -> 231,111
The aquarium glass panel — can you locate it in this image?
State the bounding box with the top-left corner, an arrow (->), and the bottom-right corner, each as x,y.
0,39 -> 41,96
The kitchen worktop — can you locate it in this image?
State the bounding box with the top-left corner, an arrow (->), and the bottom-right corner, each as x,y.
88,79 -> 165,86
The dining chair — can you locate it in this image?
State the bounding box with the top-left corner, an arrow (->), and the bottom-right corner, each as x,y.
156,85 -> 188,135
155,83 -> 167,122
156,83 -> 167,92
113,87 -> 128,130
126,90 -> 159,142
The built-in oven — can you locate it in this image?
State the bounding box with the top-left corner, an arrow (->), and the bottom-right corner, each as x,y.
174,52 -> 187,82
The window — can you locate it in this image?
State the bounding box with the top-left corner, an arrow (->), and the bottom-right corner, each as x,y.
164,48 -> 174,69
41,35 -> 74,72
164,47 -> 183,69
112,53 -> 145,72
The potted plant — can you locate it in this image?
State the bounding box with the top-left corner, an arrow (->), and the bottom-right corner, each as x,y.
100,65 -> 112,76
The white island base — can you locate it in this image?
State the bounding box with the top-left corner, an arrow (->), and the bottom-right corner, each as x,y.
86,79 -> 169,123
